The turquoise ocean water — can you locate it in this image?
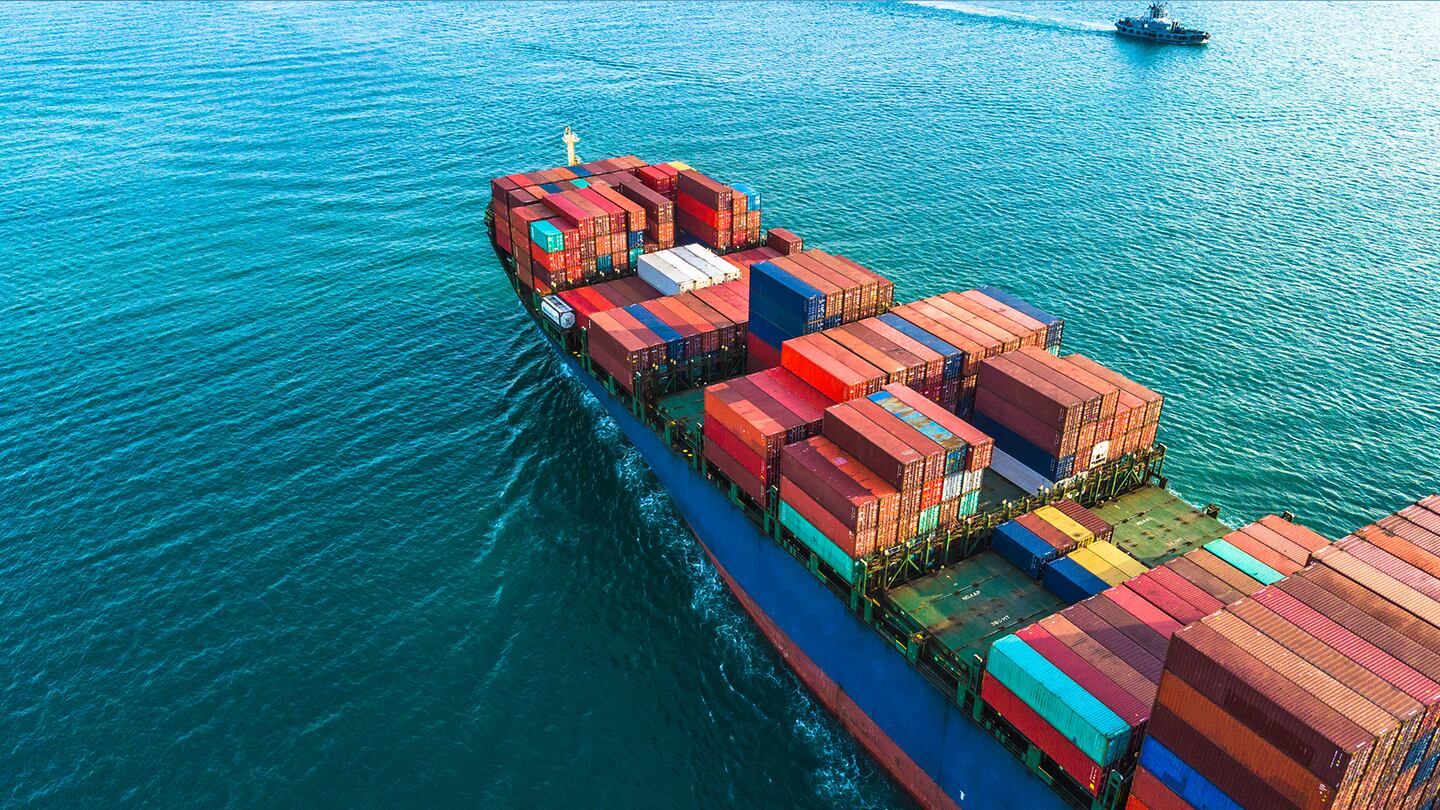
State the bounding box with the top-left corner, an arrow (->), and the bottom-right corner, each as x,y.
3,2 -> 1438,806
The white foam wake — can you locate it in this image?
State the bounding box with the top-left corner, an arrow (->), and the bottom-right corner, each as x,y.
906,0 -> 1114,33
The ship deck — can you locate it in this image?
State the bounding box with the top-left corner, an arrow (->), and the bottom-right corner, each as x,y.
1091,486 -> 1228,566
883,486 -> 1226,663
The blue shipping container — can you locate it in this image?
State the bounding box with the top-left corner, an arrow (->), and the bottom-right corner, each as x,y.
876,314 -> 965,380
752,261 -> 825,321
1138,739 -> 1244,810
627,231 -> 643,249
969,412 -> 1074,481
748,293 -> 818,339
1042,557 -> 1110,604
624,305 -> 684,363
529,220 -> 565,253
569,165 -> 593,177
729,181 -> 761,211
747,312 -> 803,352
992,522 -> 1060,579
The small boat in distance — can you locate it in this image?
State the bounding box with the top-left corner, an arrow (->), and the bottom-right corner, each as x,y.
1116,3 -> 1211,45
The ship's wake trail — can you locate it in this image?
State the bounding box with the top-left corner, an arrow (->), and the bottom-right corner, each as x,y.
905,0 -> 1113,33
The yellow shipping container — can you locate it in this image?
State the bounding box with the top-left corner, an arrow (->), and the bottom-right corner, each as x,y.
1088,540 -> 1149,579
1036,506 -> 1095,547
1068,547 -> 1128,586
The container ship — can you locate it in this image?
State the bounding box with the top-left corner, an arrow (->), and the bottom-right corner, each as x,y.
486,134 -> 1440,810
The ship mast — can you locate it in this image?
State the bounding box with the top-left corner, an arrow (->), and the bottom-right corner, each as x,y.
563,126 -> 582,167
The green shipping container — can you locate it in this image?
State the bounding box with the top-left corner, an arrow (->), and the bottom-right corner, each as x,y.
985,635 -> 1131,766
959,490 -> 980,516
779,500 -> 860,584
919,505 -> 941,534
1203,538 -> 1283,584
529,220 -> 565,253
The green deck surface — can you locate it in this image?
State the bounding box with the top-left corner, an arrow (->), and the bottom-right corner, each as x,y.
885,486 -> 1223,665
1090,486 -> 1228,568
657,388 -> 706,432
887,551 -> 1065,662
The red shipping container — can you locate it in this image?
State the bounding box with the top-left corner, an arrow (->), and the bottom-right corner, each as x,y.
705,440 -> 766,505
1061,602 -> 1163,684
705,418 -> 767,482
822,402 -> 927,492
1037,613 -> 1157,711
849,397 -> 946,482
1103,585 -> 1184,640
1052,498 -> 1114,545
1123,574 -> 1207,625
1257,514 -> 1332,554
1084,592 -> 1172,663
1016,624 -> 1149,724
752,368 -> 831,428
1161,556 -> 1247,607
1156,672 -> 1338,810
1146,703 -> 1306,810
1129,765 -> 1192,810
981,673 -> 1108,797
766,227 -> 803,255
781,335 -> 877,402
780,439 -> 884,533
1183,549 -> 1266,597
1016,512 -> 1077,553
780,475 -> 875,558
1165,621 -> 1374,789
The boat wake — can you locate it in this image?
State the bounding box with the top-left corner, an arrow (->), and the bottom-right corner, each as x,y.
905,0 -> 1113,33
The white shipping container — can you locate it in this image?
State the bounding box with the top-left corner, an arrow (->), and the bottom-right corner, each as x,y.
962,468 -> 984,493
671,247 -> 725,287
943,471 -> 966,501
1090,440 -> 1110,466
638,252 -> 698,295
679,244 -> 741,283
661,250 -> 712,289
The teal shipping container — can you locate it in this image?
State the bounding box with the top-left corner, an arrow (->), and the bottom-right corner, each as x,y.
779,500 -> 860,584
529,220 -> 565,253
1203,539 -> 1282,584
985,635 -> 1131,766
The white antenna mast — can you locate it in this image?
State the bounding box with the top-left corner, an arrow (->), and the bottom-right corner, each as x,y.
563,126 -> 582,167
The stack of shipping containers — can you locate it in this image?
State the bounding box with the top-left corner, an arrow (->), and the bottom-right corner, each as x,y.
494,157 -> 1440,810
702,368 -> 833,506
982,514 -> 1331,803
491,157 -> 654,293
972,348 -> 1162,483
748,250 -> 896,370
675,169 -> 763,254
775,384 -> 994,569
1133,499 -> 1440,810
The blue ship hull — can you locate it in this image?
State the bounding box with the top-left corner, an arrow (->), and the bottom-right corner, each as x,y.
548,339 -> 1067,810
